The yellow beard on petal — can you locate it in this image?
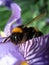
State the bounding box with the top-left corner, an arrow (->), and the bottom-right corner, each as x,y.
0,31 -> 6,37
21,61 -> 28,65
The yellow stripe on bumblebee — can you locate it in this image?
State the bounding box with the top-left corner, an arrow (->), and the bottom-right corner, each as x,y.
12,27 -> 23,33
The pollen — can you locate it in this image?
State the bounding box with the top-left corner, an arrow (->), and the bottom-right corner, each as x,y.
21,61 -> 28,65
12,27 -> 23,33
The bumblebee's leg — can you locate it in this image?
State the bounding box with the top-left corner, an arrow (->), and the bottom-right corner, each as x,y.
20,34 -> 27,44
3,36 -> 10,43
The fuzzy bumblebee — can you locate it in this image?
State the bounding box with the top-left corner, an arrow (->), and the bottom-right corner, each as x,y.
3,25 -> 43,45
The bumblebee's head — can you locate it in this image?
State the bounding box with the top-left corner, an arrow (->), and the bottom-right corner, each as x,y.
3,27 -> 24,45
10,32 -> 23,44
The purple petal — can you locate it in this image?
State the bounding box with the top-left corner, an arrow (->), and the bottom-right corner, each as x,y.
0,0 -> 12,8
5,0 -> 12,8
0,33 -> 49,65
0,38 -> 24,65
4,3 -> 22,36
18,34 -> 49,65
10,18 -> 22,30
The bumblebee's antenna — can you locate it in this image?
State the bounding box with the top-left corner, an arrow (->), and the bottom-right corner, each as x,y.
26,13 -> 46,26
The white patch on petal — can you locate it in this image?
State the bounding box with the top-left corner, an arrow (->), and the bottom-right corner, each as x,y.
0,53 -> 17,65
26,49 -> 34,57
27,57 -> 43,64
25,54 -> 36,60
0,0 -> 3,5
0,31 -> 6,37
27,40 -> 32,53
24,41 -> 29,57
4,19 -> 17,37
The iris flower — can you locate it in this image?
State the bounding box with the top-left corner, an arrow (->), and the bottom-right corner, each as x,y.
0,0 -> 27,65
0,0 -> 49,65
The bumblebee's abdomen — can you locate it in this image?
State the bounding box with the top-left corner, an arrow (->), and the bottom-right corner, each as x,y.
23,27 -> 43,40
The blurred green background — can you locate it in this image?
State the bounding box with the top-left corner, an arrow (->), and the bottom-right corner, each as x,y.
0,0 -> 49,34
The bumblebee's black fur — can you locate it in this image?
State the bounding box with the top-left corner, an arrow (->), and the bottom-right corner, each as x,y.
4,25 -> 43,44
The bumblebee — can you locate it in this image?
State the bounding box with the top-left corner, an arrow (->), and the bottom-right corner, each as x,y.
3,13 -> 46,45
3,25 -> 43,44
